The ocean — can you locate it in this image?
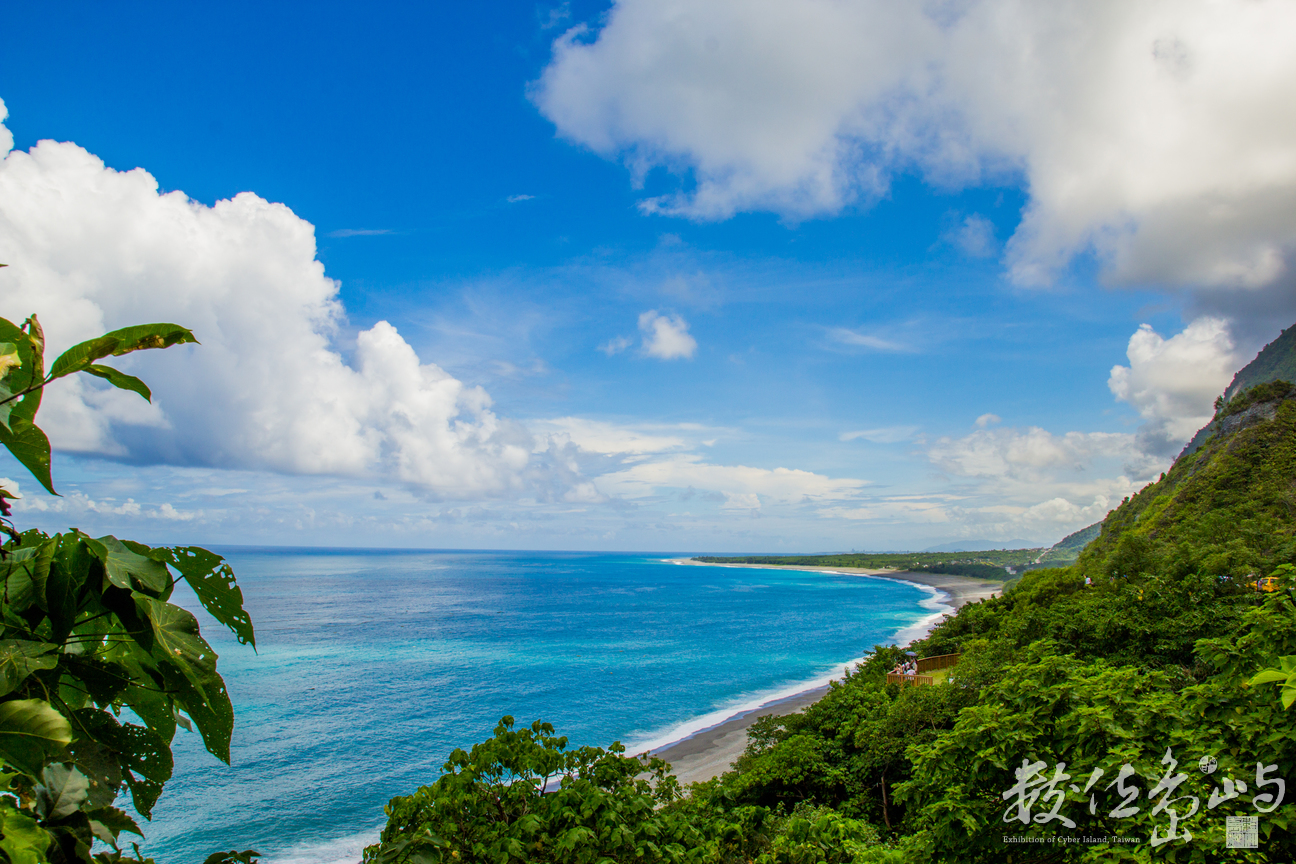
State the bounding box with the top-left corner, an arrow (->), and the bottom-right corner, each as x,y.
141,549 -> 941,863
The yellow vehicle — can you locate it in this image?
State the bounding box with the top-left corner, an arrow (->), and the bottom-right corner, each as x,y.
1251,576 -> 1280,592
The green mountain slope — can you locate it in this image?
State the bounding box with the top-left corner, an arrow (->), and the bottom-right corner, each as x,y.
1077,384 -> 1296,585
1180,323 -> 1296,458
1225,324 -> 1296,402
1034,519 -> 1103,566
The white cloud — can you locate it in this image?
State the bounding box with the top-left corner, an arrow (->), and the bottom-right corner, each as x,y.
720,491 -> 761,512
946,214 -> 997,258
506,194 -> 536,203
1108,317 -> 1240,457
15,491 -> 200,522
839,426 -> 919,444
0,104 -> 538,498
599,334 -> 633,356
326,228 -> 393,237
638,310 -> 697,359
599,454 -> 867,504
974,413 -> 1002,429
928,427 -> 1134,483
535,0 -> 1296,298
827,328 -> 908,352
534,417 -> 690,455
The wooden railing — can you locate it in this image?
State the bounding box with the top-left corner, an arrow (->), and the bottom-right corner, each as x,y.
916,653 -> 960,674
886,673 -> 933,686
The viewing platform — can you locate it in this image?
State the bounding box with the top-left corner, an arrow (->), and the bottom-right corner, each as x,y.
887,652 -> 960,686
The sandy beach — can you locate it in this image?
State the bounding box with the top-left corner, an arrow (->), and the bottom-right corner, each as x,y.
651,559 -> 1002,785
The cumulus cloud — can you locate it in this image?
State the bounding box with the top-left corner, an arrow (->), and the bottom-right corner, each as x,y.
1108,317 -> 1240,458
928,427 -> 1134,483
535,0 -> 1296,303
720,491 -> 761,512
638,310 -> 697,359
905,420 -> 1153,542
0,102 -> 536,497
974,413 -> 1001,429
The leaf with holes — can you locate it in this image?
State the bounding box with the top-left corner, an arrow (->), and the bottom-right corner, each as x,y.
160,546 -> 255,647
67,735 -> 122,809
76,709 -> 172,820
136,597 -> 232,762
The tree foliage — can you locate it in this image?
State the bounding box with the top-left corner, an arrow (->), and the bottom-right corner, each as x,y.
0,312 -> 254,863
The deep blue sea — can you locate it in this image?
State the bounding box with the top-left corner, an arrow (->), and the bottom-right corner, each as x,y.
141,549 -> 940,863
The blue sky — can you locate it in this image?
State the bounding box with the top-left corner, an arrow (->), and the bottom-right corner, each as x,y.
1,1 -> 1293,551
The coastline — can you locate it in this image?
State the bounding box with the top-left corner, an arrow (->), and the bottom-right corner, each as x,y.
651,558 -> 1002,785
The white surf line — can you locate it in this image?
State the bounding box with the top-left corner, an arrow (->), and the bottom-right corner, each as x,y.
628,566 -> 943,757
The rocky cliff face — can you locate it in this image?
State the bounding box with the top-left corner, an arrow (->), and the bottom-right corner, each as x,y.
1178,324 -> 1296,461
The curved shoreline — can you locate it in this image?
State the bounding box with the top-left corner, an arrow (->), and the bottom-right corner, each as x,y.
651,558 -> 1002,785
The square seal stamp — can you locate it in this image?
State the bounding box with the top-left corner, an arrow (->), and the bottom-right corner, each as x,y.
1226,816 -> 1258,849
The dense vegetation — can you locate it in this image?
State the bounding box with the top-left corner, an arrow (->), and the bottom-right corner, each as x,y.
0,311 -> 257,864
371,381 -> 1296,863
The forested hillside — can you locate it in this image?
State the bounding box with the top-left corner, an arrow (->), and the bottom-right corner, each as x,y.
367,377 -> 1296,863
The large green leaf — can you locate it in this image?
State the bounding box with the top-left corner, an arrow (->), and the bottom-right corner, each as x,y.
47,323 -> 196,382
0,641 -> 58,698
35,762 -> 90,821
136,597 -> 233,762
0,420 -> 53,496
81,364 -> 151,401
0,539 -> 54,614
84,535 -> 171,595
45,534 -> 92,644
0,698 -> 73,778
0,798 -> 51,864
161,546 -> 255,648
85,806 -> 141,848
59,654 -> 132,705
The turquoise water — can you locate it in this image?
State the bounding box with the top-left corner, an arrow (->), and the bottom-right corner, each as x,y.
141,549 -> 937,863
